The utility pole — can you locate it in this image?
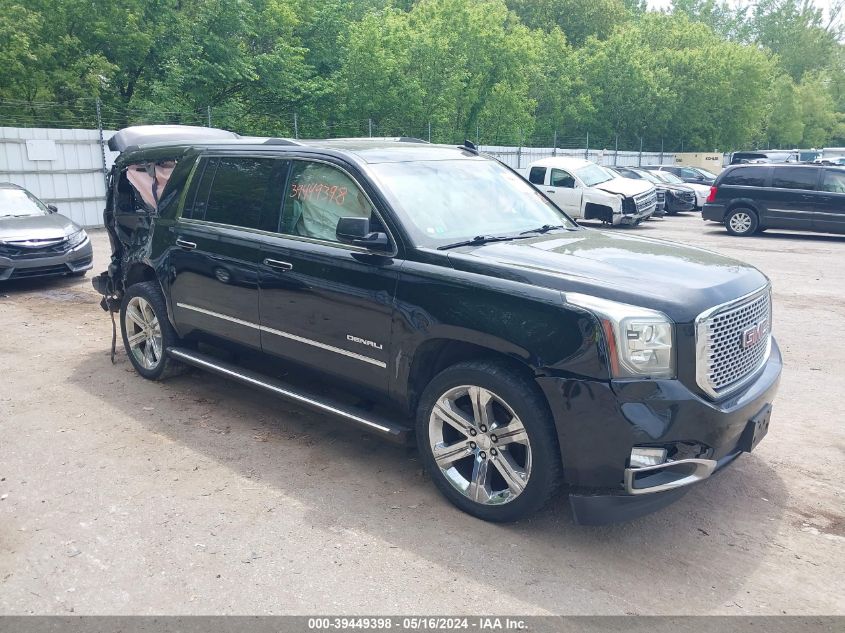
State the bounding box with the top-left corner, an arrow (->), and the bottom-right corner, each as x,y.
207,105 -> 212,128
585,131 -> 589,160
660,138 -> 664,164
95,98 -> 107,191
293,112 -> 299,139
638,137 -> 643,167
614,135 -> 618,166
428,121 -> 431,143
553,130 -> 557,157
517,129 -> 523,169
368,118 -> 373,137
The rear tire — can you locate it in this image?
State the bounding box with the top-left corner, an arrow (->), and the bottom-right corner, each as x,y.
725,207 -> 758,236
120,281 -> 181,380
416,360 -> 562,522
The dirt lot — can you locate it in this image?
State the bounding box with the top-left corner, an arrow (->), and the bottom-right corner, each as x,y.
1,215 -> 843,615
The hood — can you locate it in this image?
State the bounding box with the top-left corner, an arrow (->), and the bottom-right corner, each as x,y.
684,182 -> 711,194
446,229 -> 768,323
593,176 -> 653,197
0,213 -> 79,241
658,183 -> 695,194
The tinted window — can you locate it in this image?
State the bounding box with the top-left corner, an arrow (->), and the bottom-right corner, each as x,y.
528,166 -> 546,185
821,170 -> 845,193
183,158 -> 218,220
680,168 -> 700,179
721,166 -> 769,187
281,161 -> 374,243
771,167 -> 818,191
200,157 -> 283,229
550,169 -> 575,188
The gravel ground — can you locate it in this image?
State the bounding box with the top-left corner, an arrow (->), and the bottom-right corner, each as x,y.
0,215 -> 843,615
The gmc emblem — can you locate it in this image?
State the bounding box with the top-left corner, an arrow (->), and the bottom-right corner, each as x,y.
741,320 -> 770,349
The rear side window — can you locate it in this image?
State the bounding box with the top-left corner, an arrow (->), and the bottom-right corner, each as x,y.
821,170 -> 845,193
721,167 -> 769,187
528,166 -> 546,185
771,167 -> 818,191
186,157 -> 285,230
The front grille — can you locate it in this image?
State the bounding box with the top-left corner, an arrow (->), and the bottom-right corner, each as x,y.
695,288 -> 772,399
634,190 -> 657,214
0,238 -> 69,259
680,191 -> 695,202
9,264 -> 70,279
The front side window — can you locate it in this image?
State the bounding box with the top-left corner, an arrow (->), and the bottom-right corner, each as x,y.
771,167 -> 819,191
550,169 -> 575,188
821,170 -> 845,193
722,166 -> 769,187
281,161 -> 374,243
369,159 -> 577,248
528,166 -> 546,185
680,168 -> 700,179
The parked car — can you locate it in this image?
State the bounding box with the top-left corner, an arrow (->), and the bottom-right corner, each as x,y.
0,182 -> 93,281
642,164 -> 718,187
522,157 -> 657,225
603,167 -> 665,217
703,163 -> 845,236
729,151 -> 801,165
648,170 -> 711,208
93,126 -> 781,525
612,167 -> 696,215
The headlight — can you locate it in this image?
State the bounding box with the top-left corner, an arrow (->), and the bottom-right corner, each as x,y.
67,229 -> 88,248
565,293 -> 675,379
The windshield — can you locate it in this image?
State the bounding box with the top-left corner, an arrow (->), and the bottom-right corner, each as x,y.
0,188 -> 49,218
695,167 -> 719,178
369,159 -> 578,248
575,163 -> 613,187
655,170 -> 684,184
634,170 -> 661,184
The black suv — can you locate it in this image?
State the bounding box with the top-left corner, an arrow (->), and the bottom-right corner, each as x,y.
94,126 -> 782,525
703,164 -> 845,236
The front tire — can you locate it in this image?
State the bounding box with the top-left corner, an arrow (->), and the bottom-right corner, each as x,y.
120,281 -> 181,380
725,207 -> 758,236
416,361 -> 562,522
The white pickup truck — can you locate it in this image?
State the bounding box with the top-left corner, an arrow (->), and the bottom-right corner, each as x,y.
520,157 -> 657,225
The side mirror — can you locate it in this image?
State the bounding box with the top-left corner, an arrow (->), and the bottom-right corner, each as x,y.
336,217 -> 391,252
47,204 -> 58,214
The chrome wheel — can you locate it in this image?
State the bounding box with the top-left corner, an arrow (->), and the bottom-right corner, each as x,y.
429,385 -> 532,505
729,211 -> 753,234
124,296 -> 163,370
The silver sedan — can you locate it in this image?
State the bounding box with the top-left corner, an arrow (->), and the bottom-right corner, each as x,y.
0,182 -> 93,281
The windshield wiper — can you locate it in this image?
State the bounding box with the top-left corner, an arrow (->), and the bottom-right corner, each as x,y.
518,224 -> 569,236
437,234 -> 531,251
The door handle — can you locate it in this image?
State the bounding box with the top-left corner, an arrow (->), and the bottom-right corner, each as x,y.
263,258 -> 293,271
546,189 -> 555,193
175,238 -> 197,250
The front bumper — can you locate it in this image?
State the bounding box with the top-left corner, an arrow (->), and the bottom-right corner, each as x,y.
614,207 -> 653,225
0,238 -> 93,281
537,338 -> 782,524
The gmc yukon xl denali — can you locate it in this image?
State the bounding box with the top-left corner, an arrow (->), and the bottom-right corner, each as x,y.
93,126 -> 782,525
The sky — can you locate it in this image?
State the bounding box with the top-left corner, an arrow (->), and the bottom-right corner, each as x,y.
647,0 -> 838,12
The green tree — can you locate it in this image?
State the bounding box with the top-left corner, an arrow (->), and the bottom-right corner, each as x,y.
506,0 -> 630,46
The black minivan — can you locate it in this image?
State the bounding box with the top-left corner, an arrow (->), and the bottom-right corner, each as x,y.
703,164 -> 845,236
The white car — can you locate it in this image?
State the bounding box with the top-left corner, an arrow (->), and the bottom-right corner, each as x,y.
648,170 -> 710,208
521,157 -> 657,226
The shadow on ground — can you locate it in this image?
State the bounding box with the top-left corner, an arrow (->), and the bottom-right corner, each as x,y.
67,346 -> 791,614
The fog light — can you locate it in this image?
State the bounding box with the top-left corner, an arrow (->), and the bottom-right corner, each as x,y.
629,447 -> 667,469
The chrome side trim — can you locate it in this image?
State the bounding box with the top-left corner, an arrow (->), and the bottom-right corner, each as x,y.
176,302 -> 260,330
624,458 -> 717,495
168,348 -> 399,436
175,302 -> 387,368
260,324 -> 387,368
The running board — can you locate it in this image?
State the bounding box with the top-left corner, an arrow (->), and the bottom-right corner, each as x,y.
167,347 -> 411,443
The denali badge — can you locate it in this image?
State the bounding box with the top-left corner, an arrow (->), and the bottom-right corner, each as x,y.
347,334 -> 383,350
741,319 -> 769,349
